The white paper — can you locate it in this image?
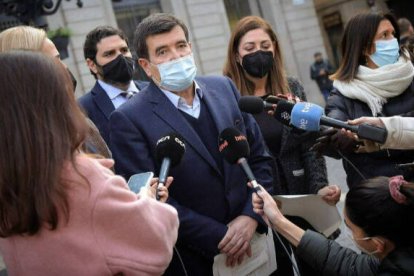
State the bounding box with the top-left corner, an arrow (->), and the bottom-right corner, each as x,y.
273,194 -> 341,237
213,229 -> 277,276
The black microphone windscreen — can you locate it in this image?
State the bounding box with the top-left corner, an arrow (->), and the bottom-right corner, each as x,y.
155,133 -> 186,167
265,95 -> 282,104
274,100 -> 294,126
238,96 -> 264,114
218,127 -> 250,164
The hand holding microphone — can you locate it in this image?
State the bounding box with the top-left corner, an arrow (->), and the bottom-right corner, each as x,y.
251,183 -> 281,228
138,177 -> 173,202
218,127 -> 262,193
347,117 -> 385,153
238,95 -> 276,114
290,102 -> 388,144
238,95 -> 296,126
239,96 -> 388,144
155,133 -> 186,200
310,127 -> 360,155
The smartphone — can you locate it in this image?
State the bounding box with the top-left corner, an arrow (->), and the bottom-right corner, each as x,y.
127,172 -> 154,193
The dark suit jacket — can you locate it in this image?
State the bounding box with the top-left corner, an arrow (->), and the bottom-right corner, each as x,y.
78,80 -> 147,144
109,76 -> 273,275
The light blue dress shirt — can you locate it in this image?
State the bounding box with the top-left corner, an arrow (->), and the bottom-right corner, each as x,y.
161,81 -> 203,119
98,80 -> 139,109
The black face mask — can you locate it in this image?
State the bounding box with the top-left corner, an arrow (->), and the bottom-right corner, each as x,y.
98,54 -> 134,84
241,50 -> 274,78
66,68 -> 77,92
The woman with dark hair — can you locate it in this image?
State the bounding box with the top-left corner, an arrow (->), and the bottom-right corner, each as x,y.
316,13 -> 414,188
252,176 -> 414,275
224,15 -> 340,276
224,15 -> 338,204
0,51 -> 178,275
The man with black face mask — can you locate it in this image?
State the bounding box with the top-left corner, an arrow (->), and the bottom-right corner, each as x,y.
78,26 -> 147,145
310,52 -> 334,102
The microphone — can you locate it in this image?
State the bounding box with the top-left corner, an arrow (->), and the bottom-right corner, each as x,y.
238,96 -> 274,114
290,102 -> 388,144
218,127 -> 261,192
155,133 -> 186,200
396,162 -> 414,169
238,96 -> 296,128
238,95 -> 294,123
273,100 -> 295,126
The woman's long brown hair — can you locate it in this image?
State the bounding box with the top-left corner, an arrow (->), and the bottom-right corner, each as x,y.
0,51 -> 88,237
331,13 -> 401,82
223,16 -> 290,96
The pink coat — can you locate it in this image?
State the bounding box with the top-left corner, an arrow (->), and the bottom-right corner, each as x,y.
0,156 -> 179,275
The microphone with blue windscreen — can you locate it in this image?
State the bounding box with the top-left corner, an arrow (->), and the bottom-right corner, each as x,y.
291,102 -> 325,131
290,102 -> 387,144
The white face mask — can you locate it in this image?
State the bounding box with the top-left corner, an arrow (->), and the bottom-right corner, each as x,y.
345,227 -> 380,255
153,54 -> 197,92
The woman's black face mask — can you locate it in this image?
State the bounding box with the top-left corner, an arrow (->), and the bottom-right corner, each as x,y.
241,50 -> 274,78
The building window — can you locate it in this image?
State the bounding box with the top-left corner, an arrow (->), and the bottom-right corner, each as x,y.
112,0 -> 161,48
224,0 -> 262,30
112,0 -> 161,80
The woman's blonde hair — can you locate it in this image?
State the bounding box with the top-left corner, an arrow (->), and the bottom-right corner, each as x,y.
0,26 -> 46,52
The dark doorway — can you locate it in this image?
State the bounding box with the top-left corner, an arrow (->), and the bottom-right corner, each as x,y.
322,12 -> 343,68
386,0 -> 414,24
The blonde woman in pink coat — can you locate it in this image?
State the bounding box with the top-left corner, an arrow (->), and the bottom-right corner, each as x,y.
0,51 -> 179,276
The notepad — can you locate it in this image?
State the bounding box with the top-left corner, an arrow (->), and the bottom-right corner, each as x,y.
273,194 -> 342,237
213,228 -> 277,276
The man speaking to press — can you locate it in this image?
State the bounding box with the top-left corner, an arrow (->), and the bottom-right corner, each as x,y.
109,13 -> 274,276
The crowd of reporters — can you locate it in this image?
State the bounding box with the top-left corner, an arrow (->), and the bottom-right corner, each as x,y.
0,9 -> 413,276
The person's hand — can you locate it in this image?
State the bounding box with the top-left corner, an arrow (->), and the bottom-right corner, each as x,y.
275,93 -> 301,104
311,127 -> 360,156
331,128 -> 360,152
341,129 -> 381,153
309,127 -> 337,157
141,176 -> 173,202
319,69 -> 326,76
250,184 -> 284,227
348,117 -> 385,128
218,215 -> 257,267
266,103 -> 277,116
267,93 -> 300,116
224,245 -> 252,267
318,185 -> 341,206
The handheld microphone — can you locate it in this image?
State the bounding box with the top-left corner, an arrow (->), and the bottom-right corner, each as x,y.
238,96 -> 274,114
273,100 -> 295,126
155,133 -> 186,200
238,96 -> 295,126
290,102 -> 388,144
396,162 -> 414,169
218,127 -> 261,192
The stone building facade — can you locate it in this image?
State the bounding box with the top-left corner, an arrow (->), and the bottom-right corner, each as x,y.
2,0 -> 401,103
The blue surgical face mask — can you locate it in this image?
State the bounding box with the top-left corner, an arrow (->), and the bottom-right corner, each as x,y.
153,54 -> 197,92
370,38 -> 400,67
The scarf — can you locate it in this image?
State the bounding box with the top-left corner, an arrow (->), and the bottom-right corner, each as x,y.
333,55 -> 414,116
